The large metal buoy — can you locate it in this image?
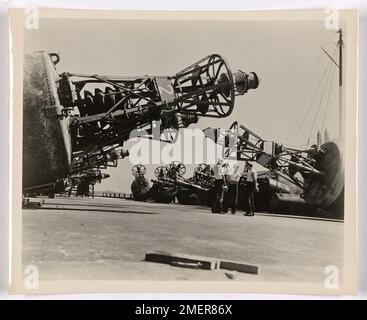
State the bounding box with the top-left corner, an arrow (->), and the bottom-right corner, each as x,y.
130,164 -> 150,201
302,141 -> 344,209
23,52 -> 72,193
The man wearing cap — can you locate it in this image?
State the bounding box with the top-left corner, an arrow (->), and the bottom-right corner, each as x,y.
223,164 -> 240,214
212,159 -> 228,213
243,162 -> 258,216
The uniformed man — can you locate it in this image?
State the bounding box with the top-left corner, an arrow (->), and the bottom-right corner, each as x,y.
212,159 -> 228,213
243,162 -> 258,216
223,164 -> 240,214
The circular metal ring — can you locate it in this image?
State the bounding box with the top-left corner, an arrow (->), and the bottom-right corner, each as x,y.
132,164 -> 146,177
170,161 -> 186,175
49,53 -> 60,65
205,54 -> 235,117
154,166 -> 166,178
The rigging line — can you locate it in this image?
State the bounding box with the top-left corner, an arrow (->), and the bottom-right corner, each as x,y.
291,42 -> 336,136
306,58 -> 334,147
295,56 -> 333,138
321,66 -> 337,134
317,44 -> 338,139
291,50 -> 324,137
306,61 -> 334,146
295,45 -> 337,139
291,44 -> 337,137
317,62 -> 335,135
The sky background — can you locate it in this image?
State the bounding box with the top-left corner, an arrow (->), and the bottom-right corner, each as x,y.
24,17 -> 344,192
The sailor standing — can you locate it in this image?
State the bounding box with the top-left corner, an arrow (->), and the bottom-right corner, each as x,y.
212,159 -> 228,214
223,164 -> 240,214
243,162 -> 258,216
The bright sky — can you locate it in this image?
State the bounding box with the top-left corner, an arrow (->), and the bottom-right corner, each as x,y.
24,17 -> 344,192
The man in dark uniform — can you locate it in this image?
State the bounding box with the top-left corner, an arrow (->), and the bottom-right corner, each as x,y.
223,164 -> 240,214
243,162 -> 258,216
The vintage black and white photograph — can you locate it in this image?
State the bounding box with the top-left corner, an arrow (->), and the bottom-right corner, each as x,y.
9,9 -> 358,294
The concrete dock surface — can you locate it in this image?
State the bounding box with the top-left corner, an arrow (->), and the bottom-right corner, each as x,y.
22,196 -> 343,282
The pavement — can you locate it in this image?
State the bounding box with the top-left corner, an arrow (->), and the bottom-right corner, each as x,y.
22,196 -> 344,282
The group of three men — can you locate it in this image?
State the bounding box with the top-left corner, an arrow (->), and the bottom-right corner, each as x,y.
212,160 -> 258,216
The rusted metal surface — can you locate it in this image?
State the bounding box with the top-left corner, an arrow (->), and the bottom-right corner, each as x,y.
23,52 -> 72,190
303,141 -> 344,209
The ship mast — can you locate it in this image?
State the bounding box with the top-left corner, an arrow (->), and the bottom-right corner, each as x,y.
321,28 -> 343,142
